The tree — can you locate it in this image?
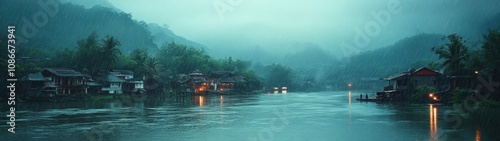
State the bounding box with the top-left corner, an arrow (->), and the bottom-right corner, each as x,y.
100,35 -> 121,71
129,48 -> 149,77
463,50 -> 485,73
266,64 -> 295,88
131,48 -> 148,64
157,42 -> 211,74
432,34 -> 469,75
73,33 -> 122,75
481,29 -> 500,81
143,57 -> 160,80
235,70 -> 264,92
142,57 -> 162,92
75,32 -> 101,75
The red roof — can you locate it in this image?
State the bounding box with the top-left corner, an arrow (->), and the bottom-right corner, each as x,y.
413,67 -> 440,75
384,67 -> 440,80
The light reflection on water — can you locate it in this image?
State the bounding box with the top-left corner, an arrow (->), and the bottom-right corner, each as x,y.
196,95 -> 205,107
348,91 -> 352,105
429,104 -> 438,141
0,91 -> 495,141
475,127 -> 481,141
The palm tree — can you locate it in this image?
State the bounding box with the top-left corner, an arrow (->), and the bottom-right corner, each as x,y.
100,36 -> 121,72
432,34 -> 468,75
143,57 -> 160,79
142,57 -> 161,91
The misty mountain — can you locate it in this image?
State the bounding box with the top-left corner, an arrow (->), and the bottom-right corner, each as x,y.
64,0 -> 208,50
0,0 -> 157,53
147,23 -> 208,50
59,0 -> 122,12
347,33 -> 444,76
281,43 -> 335,69
322,33 -> 446,90
0,0 -> 208,56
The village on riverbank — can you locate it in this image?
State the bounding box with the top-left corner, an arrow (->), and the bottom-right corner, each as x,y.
357,32 -> 500,107
17,67 -> 250,102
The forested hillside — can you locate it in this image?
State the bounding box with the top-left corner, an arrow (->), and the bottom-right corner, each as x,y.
0,0 -> 205,56
323,33 -> 446,90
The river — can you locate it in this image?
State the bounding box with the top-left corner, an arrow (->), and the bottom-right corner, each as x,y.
1,91 -> 498,141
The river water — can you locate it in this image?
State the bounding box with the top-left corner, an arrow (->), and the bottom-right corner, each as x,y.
1,91 -> 498,141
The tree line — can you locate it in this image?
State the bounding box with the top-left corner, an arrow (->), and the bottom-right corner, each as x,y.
8,32 -> 266,94
431,29 -> 500,102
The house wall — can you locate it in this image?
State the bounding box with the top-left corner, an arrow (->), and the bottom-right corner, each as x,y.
413,75 -> 438,88
46,75 -> 87,94
135,83 -> 143,89
124,75 -> 133,80
102,82 -> 123,94
391,78 -> 409,90
115,74 -> 133,80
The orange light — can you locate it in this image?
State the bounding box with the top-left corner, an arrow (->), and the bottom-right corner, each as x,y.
433,97 -> 438,101
475,127 -> 481,141
198,96 -> 205,106
429,93 -> 434,98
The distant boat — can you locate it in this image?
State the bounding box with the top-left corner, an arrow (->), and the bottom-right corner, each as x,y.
355,98 -> 388,102
356,92 -> 390,102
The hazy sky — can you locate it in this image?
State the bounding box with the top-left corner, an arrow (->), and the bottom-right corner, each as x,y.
107,0 -> 500,57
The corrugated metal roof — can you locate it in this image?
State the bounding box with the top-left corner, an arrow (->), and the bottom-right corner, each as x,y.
43,68 -> 89,77
94,74 -> 125,83
21,72 -> 49,81
111,70 -> 134,75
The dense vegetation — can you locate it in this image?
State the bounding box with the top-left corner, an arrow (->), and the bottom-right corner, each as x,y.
320,34 -> 445,90
11,32 -> 265,94
431,30 -> 500,103
0,0 -> 206,55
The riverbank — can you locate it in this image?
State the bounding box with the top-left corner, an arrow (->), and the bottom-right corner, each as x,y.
8,89 -> 266,103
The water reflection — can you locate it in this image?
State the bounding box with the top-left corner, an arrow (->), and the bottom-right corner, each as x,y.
195,95 -> 205,106
347,91 -> 352,121
475,127 -> 481,141
348,91 -> 352,105
220,95 -> 224,107
2,91 -> 495,141
429,104 -> 438,141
